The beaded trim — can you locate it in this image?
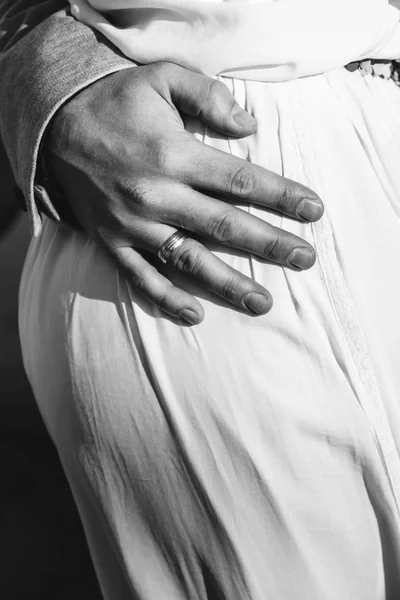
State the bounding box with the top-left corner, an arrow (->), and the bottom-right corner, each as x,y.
346,59 -> 394,80
392,61 -> 400,85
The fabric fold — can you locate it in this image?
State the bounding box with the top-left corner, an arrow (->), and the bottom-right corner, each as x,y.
70,0 -> 400,81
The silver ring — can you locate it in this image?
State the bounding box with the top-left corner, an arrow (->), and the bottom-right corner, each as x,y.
157,230 -> 190,264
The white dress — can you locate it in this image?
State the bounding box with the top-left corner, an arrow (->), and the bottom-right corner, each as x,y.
19,1 -> 400,598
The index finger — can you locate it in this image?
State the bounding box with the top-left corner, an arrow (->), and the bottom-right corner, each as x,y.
175,137 -> 324,222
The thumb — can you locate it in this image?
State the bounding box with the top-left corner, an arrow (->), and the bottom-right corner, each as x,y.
169,67 -> 257,138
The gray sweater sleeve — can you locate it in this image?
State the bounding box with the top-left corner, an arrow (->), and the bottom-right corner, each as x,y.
0,2 -> 134,235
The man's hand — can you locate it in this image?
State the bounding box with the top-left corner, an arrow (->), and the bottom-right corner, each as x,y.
44,62 -> 323,325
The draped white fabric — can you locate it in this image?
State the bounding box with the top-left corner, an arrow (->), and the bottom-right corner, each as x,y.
20,69 -> 400,597
18,0 -> 400,597
69,0 -> 400,81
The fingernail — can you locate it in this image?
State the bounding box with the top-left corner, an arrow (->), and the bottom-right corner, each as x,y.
231,104 -> 256,127
296,197 -> 324,221
287,247 -> 315,270
243,292 -> 272,314
180,309 -> 200,325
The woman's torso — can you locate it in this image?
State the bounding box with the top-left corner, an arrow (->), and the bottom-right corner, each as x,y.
71,0 -> 400,80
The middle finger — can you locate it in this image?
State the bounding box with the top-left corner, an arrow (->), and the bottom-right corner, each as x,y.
172,137 -> 324,222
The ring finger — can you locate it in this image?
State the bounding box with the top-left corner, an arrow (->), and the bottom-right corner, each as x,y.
142,223 -> 274,315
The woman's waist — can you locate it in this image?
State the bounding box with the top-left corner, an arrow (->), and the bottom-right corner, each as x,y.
72,0 -> 400,81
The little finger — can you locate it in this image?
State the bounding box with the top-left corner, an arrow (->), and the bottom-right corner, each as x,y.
109,245 -> 205,326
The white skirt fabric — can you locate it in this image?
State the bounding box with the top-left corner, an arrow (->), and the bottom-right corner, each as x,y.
19,69 -> 400,599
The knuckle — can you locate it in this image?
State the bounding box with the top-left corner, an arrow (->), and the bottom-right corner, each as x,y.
198,79 -> 229,118
220,276 -> 238,300
227,166 -> 256,199
154,136 -> 187,177
148,61 -> 179,81
276,184 -> 295,213
206,212 -> 238,244
171,242 -> 204,276
154,136 -> 174,173
154,290 -> 171,312
117,179 -> 153,215
131,270 -> 150,291
263,234 -> 281,260
204,79 -> 225,103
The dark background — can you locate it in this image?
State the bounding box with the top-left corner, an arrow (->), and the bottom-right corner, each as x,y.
0,145 -> 102,599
